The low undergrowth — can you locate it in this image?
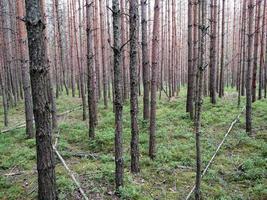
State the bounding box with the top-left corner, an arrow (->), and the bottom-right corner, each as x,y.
0,89 -> 266,199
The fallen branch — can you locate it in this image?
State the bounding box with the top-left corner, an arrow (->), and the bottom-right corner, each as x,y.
64,151 -> 99,160
1,106 -> 82,134
57,105 -> 82,117
185,106 -> 245,200
3,170 -> 37,176
53,147 -> 89,200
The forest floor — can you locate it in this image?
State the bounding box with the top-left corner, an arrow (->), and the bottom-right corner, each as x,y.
0,88 -> 266,200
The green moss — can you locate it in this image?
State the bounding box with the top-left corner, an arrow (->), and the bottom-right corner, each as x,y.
0,89 -> 266,199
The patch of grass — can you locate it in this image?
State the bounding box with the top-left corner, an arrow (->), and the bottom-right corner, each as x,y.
0,89 -> 266,199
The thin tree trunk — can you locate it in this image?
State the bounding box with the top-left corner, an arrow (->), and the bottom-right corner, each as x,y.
219,0 -> 225,98
252,0 -> 261,102
141,0 -> 150,121
129,0 -> 140,173
258,0 -> 266,100
187,0 -> 194,119
195,0 -> 207,198
209,0 -> 217,104
99,0 -> 108,108
149,0 -> 160,159
112,0 -> 124,190
246,0 -> 254,135
86,0 -> 97,139
16,0 -> 34,138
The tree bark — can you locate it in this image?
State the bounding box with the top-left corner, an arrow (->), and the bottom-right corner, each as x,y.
258,0 -> 266,100
25,0 -> 57,199
16,0 -> 34,138
195,0 -> 207,198
187,0 -> 194,118
129,0 -> 140,173
141,0 -> 150,121
112,0 -> 124,190
149,0 -> 160,159
246,0 -> 254,135
99,0 -> 108,108
209,0 -> 217,104
219,0 -> 225,98
252,0 -> 261,102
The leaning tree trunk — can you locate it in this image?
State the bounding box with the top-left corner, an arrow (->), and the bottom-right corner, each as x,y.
16,0 -> 34,138
25,0 -> 57,199
246,0 -> 254,135
149,0 -> 160,159
112,0 -> 124,191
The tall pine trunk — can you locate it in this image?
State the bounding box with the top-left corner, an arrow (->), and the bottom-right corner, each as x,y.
141,0 -> 150,121
112,0 -> 124,190
25,0 -> 57,199
129,0 -> 140,173
149,0 -> 160,159
246,0 -> 254,135
209,0 -> 217,104
16,0 -> 34,138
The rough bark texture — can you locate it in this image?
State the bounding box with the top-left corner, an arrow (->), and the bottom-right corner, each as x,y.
149,0 -> 160,159
129,0 -> 140,173
195,0 -> 207,198
25,0 -> 57,199
209,0 -> 217,104
252,0 -> 261,102
120,0 -> 128,102
258,0 -> 266,100
112,0 -> 124,190
141,0 -> 150,121
219,0 -> 225,98
246,0 -> 254,135
16,0 -> 34,138
78,0 -> 87,121
86,0 -> 96,139
99,0 -> 108,108
187,0 -> 194,118
55,0 -> 69,96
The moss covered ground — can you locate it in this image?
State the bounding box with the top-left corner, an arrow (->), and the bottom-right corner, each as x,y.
0,89 -> 266,199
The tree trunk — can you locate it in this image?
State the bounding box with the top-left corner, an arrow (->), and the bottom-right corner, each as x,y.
141,0 -> 150,121
246,0 -> 254,135
149,0 -> 160,159
99,0 -> 108,108
86,0 -> 97,139
112,0 -> 124,190
209,0 -> 217,104
252,0 -> 261,102
187,0 -> 194,118
25,0 -> 57,199
16,0 -> 34,138
195,0 -> 207,198
219,0 -> 225,98
258,0 -> 266,100
55,0 -> 69,96
129,0 -> 140,173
